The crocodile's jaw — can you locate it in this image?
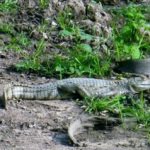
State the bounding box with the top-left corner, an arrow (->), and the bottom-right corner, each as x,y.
133,80 -> 150,92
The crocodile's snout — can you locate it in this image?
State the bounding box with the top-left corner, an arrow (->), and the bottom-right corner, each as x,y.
134,80 -> 150,91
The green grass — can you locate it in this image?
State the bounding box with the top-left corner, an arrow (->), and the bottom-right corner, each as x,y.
14,39 -> 46,71
48,45 -> 110,78
39,0 -> 49,9
12,4 -> 149,78
111,4 -> 150,61
0,23 -> 13,33
81,93 -> 150,129
14,8 -> 111,78
0,0 -> 17,11
15,42 -> 111,78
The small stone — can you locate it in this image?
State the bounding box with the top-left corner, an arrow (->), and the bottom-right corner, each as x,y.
29,123 -> 36,128
51,21 -> 57,26
42,32 -> 48,39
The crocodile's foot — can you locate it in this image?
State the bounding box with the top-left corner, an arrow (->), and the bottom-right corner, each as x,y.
58,83 -> 91,97
68,116 -> 122,146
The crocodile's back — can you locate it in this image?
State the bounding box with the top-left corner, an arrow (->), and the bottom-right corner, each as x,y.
59,78 -> 118,87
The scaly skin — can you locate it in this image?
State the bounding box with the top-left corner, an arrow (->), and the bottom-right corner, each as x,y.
3,77 -> 150,108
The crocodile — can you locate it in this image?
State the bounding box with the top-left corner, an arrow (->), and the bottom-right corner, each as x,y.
3,77 -> 150,108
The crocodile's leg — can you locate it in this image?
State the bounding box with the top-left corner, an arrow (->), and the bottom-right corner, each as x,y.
57,83 -> 91,97
91,85 -> 131,98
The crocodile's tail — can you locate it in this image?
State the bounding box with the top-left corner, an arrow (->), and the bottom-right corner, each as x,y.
3,84 -> 13,109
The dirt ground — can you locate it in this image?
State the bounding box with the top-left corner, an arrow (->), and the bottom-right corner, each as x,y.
0,0 -> 150,149
0,51 -> 149,150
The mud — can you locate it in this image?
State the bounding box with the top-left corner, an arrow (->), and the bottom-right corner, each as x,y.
0,0 -> 150,149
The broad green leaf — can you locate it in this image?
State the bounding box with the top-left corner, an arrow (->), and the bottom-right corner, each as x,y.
132,22 -> 139,29
56,66 -> 63,71
80,33 -> 93,40
79,43 -> 92,52
131,45 -> 140,59
15,61 -> 27,69
59,30 -> 73,36
123,45 -> 130,53
126,12 -> 134,18
121,26 -> 131,35
69,67 -> 75,73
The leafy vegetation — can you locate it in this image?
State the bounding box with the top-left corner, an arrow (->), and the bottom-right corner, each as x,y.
39,0 -> 49,8
48,45 -> 110,78
10,4 -> 149,78
13,8 -> 111,78
111,4 -> 150,60
81,93 -> 150,129
0,0 -> 17,11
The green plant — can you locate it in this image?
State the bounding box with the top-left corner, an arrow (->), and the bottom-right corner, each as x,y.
0,23 -> 14,50
111,4 -> 150,61
3,31 -> 31,53
0,0 -> 17,11
0,23 -> 13,34
39,0 -> 49,9
14,41 -> 110,78
147,133 -> 150,146
48,43 -> 110,78
82,94 -> 125,115
56,8 -> 73,31
81,93 -> 150,129
15,39 -> 46,71
10,31 -> 31,47
56,8 -> 94,42
14,7 -> 111,78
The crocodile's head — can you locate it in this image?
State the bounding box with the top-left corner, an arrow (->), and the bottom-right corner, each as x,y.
131,79 -> 150,92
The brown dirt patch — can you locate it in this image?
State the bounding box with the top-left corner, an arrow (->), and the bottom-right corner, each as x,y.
0,0 -> 150,149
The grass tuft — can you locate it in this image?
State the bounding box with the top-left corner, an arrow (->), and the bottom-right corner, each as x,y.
81,93 -> 150,129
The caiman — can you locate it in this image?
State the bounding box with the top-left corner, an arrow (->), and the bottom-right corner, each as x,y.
3,77 -> 150,108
